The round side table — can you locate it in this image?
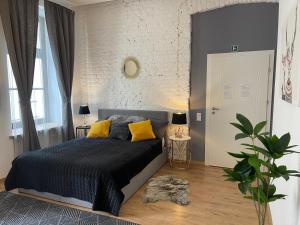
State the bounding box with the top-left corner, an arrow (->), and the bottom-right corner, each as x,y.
168,135 -> 191,169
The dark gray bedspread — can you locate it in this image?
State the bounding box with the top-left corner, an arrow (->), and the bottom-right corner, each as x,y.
5,138 -> 162,216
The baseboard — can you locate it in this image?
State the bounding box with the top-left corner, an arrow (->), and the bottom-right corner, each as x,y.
190,160 -> 205,166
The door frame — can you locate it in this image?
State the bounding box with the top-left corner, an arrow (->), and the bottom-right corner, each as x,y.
204,50 -> 275,166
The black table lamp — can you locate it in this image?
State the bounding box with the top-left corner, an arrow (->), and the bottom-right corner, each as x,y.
172,112 -> 187,138
79,105 -> 90,126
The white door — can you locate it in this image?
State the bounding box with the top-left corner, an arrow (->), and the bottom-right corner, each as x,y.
205,50 -> 274,168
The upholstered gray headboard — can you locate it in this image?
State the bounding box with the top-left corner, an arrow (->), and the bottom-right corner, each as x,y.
98,109 -> 169,122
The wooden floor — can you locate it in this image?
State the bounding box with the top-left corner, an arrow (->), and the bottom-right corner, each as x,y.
0,162 -> 272,225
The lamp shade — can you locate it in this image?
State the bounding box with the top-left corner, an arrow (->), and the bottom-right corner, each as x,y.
79,105 -> 90,115
172,113 -> 187,125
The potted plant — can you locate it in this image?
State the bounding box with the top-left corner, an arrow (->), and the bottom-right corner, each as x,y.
224,114 -> 300,225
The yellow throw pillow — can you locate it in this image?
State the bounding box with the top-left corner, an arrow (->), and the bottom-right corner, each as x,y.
128,120 -> 156,142
87,120 -> 111,138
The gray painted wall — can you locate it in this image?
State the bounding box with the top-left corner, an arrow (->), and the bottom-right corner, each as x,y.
190,3 -> 279,161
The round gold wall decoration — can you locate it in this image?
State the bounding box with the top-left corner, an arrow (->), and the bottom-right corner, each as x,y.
122,57 -> 140,79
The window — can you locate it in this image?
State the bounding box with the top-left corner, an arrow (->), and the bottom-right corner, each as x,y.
7,7 -> 62,131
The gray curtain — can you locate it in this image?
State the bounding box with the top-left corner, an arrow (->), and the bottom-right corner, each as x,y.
44,1 -> 75,140
0,0 -> 41,151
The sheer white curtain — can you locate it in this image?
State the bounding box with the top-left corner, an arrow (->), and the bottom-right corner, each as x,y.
8,3 -> 63,156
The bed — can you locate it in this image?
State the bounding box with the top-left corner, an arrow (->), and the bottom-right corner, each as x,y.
5,109 -> 168,216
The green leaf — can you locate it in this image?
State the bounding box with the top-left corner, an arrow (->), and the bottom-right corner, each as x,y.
258,159 -> 272,168
273,152 -> 284,159
225,177 -> 236,181
253,146 -> 272,158
268,194 -> 286,202
227,172 -> 243,182
283,175 -> 290,181
290,174 -> 300,177
284,150 -> 300,154
234,159 -> 253,178
273,133 -> 291,153
244,196 -> 254,200
238,182 -> 249,194
241,143 -> 253,148
231,123 -> 250,135
286,170 -> 300,174
277,165 -> 287,173
236,114 -> 254,135
242,143 -> 272,158
224,168 -> 243,182
248,157 -> 261,171
253,187 -> 268,203
235,133 -> 249,140
269,164 -> 293,180
261,172 -> 275,178
254,121 -> 267,135
286,145 -> 298,149
224,168 -> 233,174
268,185 -> 276,197
271,135 -> 279,142
260,132 -> 270,136
257,135 -> 272,151
228,152 -> 248,159
226,159 -> 256,184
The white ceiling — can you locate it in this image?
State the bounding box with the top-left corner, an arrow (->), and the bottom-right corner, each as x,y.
51,0 -> 114,8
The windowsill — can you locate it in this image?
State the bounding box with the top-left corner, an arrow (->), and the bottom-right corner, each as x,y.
9,123 -> 62,139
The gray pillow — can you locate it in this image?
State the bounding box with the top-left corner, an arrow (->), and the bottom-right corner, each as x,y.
109,122 -> 130,140
126,115 -> 146,123
107,115 -> 124,122
107,115 -> 145,141
151,119 -> 169,139
108,115 -> 145,123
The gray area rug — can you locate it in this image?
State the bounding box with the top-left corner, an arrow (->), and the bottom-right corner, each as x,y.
0,192 -> 138,225
144,175 -> 190,206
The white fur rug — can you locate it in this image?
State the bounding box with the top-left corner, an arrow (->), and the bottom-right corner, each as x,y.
144,175 -> 190,206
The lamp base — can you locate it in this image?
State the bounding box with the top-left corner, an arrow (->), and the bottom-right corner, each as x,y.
82,115 -> 89,127
175,126 -> 184,138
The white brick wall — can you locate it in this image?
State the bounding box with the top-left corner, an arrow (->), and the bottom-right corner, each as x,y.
72,0 -> 277,125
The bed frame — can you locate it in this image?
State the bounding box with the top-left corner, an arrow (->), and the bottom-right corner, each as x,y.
19,109 -> 169,209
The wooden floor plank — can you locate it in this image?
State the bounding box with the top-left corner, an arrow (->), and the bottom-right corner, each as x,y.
0,162 -> 272,225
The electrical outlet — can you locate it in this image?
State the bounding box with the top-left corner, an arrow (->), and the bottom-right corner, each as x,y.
196,113 -> 202,122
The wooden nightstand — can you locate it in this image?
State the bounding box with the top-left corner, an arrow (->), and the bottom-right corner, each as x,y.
168,135 -> 191,169
76,125 -> 91,138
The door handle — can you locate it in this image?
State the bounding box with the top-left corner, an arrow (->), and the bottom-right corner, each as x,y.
212,107 -> 220,111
